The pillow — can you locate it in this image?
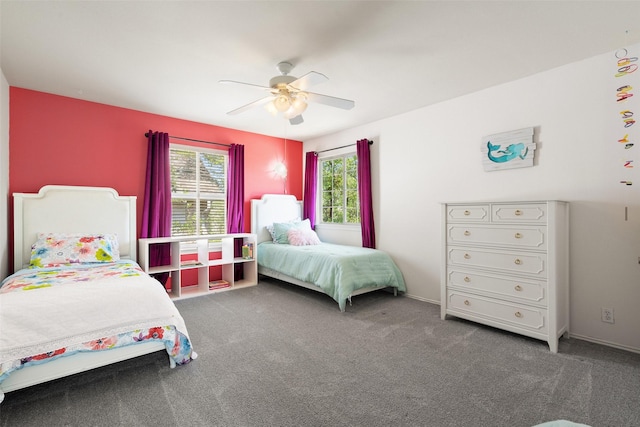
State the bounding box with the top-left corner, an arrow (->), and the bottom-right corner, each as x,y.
30,233 -> 120,267
272,219 -> 311,244
287,228 -> 321,246
265,225 -> 277,242
266,217 -> 301,242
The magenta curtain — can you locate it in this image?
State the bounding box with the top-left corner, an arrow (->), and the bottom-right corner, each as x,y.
227,144 -> 244,233
141,130 -> 172,285
357,139 -> 375,248
303,151 -> 318,229
227,144 -> 245,279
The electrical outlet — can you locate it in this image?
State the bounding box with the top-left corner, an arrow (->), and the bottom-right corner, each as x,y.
602,307 -> 615,324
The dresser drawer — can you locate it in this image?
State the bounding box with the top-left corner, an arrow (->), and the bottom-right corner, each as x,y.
446,225 -> 546,250
447,269 -> 547,304
447,291 -> 546,331
492,203 -> 547,223
447,247 -> 547,278
446,205 -> 489,222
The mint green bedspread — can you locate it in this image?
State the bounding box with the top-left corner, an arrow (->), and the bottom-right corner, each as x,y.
257,242 -> 406,311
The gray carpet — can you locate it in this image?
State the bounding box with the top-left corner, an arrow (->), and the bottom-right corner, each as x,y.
1,278 -> 639,427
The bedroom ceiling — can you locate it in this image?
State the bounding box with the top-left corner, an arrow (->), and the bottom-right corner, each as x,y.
2,1 -> 640,141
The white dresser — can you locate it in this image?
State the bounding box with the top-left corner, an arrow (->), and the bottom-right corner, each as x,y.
441,201 -> 569,352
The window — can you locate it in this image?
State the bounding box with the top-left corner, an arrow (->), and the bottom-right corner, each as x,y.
320,153 -> 360,224
170,145 -> 227,236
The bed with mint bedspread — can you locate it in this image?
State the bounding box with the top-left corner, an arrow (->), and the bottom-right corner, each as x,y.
257,241 -> 406,310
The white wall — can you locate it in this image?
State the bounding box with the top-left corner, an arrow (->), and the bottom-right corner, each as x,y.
0,67 -> 9,281
1,4 -> 9,280
305,45 -> 640,353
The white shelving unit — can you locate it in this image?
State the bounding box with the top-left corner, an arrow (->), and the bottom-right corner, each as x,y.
138,233 -> 257,300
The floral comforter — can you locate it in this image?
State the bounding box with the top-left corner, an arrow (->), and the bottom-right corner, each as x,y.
0,261 -> 195,391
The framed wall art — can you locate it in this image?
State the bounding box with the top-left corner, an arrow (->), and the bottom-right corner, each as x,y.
481,127 -> 536,171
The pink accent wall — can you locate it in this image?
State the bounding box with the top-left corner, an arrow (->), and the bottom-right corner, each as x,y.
8,87 -> 302,268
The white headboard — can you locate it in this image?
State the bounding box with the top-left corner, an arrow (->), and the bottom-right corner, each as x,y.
13,185 -> 137,271
251,194 -> 303,244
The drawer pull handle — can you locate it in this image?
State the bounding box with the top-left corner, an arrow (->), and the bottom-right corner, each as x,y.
514,258 -> 522,265
514,311 -> 523,318
464,210 -> 471,216
464,253 -> 471,259
464,230 -> 471,236
515,209 -> 522,216
464,276 -> 471,283
464,300 -> 470,306
514,285 -> 522,291
514,232 -> 522,239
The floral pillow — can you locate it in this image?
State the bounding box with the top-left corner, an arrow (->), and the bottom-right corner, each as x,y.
272,219 -> 311,244
30,233 -> 120,267
287,228 -> 321,246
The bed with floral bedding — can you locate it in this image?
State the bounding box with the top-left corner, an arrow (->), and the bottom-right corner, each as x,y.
0,186 -> 196,403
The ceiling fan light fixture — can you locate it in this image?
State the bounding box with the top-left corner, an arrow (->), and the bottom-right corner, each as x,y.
291,93 -> 308,115
273,93 -> 291,112
282,107 -> 298,120
278,92 -> 306,120
222,61 -> 354,125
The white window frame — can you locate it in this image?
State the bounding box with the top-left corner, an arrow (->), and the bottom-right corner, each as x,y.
169,143 -> 228,252
317,151 -> 360,227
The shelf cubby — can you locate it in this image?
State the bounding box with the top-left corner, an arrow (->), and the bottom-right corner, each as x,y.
138,233 -> 257,300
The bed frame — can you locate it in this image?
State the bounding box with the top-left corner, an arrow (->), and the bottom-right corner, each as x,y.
250,194 -> 391,307
1,185 -> 164,398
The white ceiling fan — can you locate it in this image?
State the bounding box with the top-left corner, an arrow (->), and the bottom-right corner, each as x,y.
220,61 -> 355,125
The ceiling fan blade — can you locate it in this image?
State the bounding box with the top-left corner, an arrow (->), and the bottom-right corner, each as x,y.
289,115 -> 304,125
306,92 -> 355,110
288,71 -> 328,91
219,80 -> 273,91
226,96 -> 273,115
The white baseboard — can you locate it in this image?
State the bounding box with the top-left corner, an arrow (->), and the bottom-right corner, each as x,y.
568,333 -> 640,355
403,296 -> 640,355
404,293 -> 440,305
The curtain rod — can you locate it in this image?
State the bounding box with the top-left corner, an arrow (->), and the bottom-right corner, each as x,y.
315,139 -> 373,154
144,132 -> 230,148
